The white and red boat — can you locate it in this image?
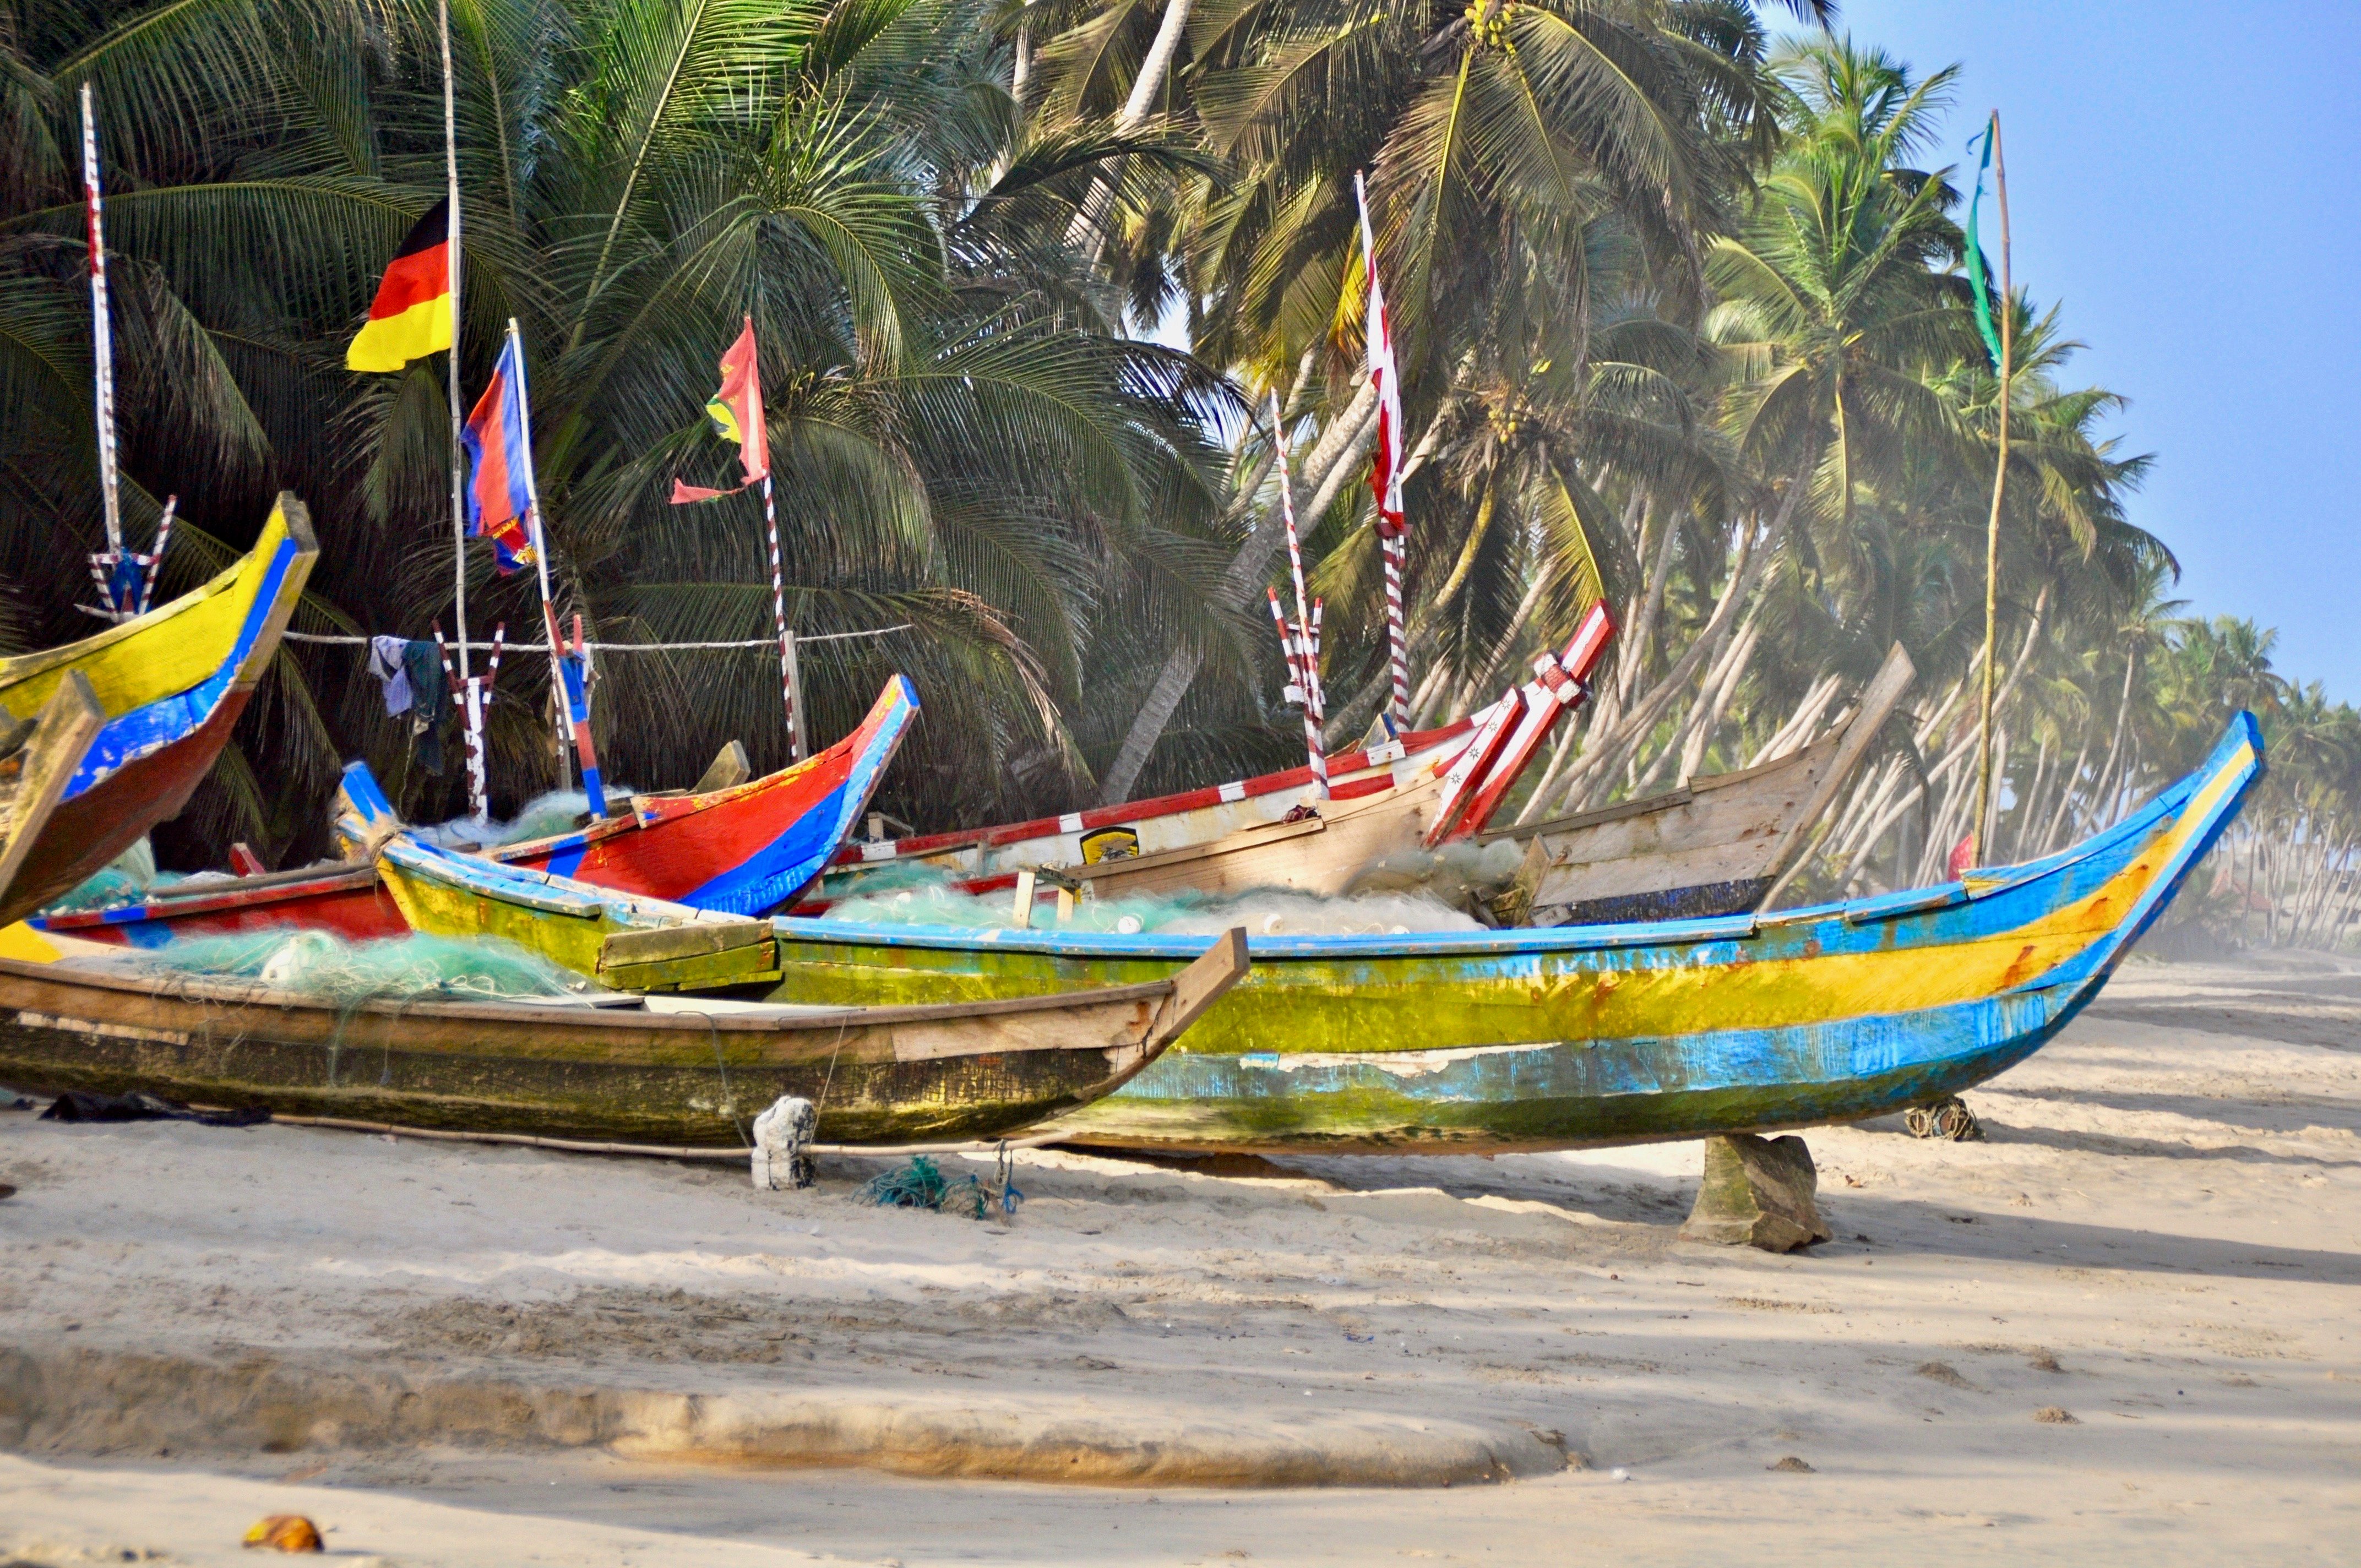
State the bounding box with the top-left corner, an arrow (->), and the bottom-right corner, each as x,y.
798,606 -> 1615,911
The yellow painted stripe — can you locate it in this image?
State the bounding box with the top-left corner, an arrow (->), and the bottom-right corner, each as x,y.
0,502 -> 298,723
345,295 -> 454,373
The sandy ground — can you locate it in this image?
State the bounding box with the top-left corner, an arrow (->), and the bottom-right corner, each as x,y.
2,951 -> 2357,1565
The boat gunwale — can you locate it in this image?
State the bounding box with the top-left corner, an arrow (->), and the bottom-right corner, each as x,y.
0,951 -> 1187,1034
765,720 -> 2247,966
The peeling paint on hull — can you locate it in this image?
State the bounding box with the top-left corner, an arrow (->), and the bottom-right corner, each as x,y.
733,717 -> 2262,1153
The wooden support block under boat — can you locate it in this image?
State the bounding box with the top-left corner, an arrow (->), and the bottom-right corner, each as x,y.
0,927 -> 1252,1147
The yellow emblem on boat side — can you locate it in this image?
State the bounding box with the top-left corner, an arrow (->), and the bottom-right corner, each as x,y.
1080,826 -> 1139,864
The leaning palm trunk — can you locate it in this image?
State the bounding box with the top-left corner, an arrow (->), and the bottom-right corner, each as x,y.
1098,382 -> 1380,803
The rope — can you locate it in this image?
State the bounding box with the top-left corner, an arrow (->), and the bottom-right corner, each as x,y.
282,625 -> 910,652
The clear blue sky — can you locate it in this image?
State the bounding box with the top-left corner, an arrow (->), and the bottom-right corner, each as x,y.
1832,1 -> 2361,703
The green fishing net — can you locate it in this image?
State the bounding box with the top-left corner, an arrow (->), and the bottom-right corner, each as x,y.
135,929 -> 580,1006
858,1153 -> 1022,1220
826,870 -> 1481,937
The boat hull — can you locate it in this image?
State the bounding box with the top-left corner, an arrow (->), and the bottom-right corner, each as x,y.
1,497 -> 317,924
37,675 -> 918,946
609,715 -> 2260,1152
0,939 -> 1216,1147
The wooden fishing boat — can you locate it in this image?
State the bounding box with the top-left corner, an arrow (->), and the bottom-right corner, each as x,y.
799,606 -> 1615,912
35,675 -> 920,946
0,919 -> 1249,1146
0,496 -> 317,921
1488,642 -> 1916,926
0,675 -> 107,927
592,715 -> 2262,1155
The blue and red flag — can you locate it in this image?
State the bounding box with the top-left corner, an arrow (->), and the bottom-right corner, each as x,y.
461,331 -> 538,573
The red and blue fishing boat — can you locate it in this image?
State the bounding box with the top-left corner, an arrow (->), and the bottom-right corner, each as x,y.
34,674 -> 918,946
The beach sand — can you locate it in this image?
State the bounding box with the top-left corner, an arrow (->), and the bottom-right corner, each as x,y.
2,951 -> 2356,1565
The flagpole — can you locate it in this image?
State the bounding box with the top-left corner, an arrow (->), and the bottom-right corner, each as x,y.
78,84 -> 122,560
439,0 -> 470,688
500,318 -> 601,818
1356,173 -> 1410,726
1971,111 -> 2012,868
760,473 -> 801,760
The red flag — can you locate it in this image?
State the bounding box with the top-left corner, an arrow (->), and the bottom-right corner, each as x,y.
671,317 -> 769,503
1356,175 -> 1406,538
1947,834 -> 1978,877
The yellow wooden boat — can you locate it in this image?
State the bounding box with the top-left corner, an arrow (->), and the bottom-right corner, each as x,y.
5,494 -> 316,921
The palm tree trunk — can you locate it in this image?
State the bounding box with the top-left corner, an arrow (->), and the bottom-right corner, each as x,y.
1097,380 -> 1381,803
1118,0 -> 1193,129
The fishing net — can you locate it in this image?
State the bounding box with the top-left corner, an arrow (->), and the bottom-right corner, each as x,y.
858,1153 -> 1025,1219
418,784 -> 638,851
134,929 -> 580,1006
825,868 -> 1481,937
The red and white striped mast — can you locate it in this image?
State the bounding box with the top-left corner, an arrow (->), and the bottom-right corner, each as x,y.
1355,172 -> 1411,726
1268,393 -> 1326,798
78,84 -> 122,559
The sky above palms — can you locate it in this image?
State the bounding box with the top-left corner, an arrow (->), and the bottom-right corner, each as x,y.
1835,0 -> 2361,703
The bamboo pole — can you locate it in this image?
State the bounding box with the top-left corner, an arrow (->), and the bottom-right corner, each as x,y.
1971,111 -> 2013,865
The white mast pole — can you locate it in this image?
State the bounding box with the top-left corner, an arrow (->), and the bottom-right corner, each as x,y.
440,0 -> 470,685
78,84 -> 123,559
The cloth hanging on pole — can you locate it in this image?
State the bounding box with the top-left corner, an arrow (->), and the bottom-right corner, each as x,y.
367,636 -> 415,716
404,640 -> 450,774
460,331 -> 538,574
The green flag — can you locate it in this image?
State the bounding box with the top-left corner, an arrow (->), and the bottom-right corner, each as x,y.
1964,119 -> 2005,370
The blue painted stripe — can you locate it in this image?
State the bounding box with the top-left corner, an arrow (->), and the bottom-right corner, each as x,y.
63,534 -> 301,799
677,676 -> 919,917
771,716 -> 2261,983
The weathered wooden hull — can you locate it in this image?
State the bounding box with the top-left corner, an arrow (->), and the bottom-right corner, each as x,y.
0,921 -> 1249,1146
0,497 -> 317,923
792,612 -> 1618,914
599,715 -> 2260,1153
0,675 -> 106,928
37,675 -> 918,946
801,717 -> 1482,912
1494,643 -> 1915,927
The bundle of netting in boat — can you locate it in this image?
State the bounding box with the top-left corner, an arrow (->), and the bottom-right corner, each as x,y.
825,869 -> 1483,938
138,930 -> 580,1006
418,784 -> 638,851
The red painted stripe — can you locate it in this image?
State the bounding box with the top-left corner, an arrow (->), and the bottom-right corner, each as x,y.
826,713 -> 1484,867
367,243 -> 449,320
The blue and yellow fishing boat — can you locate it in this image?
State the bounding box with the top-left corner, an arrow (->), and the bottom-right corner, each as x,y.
0,495 -> 316,924
584,715 -> 2263,1154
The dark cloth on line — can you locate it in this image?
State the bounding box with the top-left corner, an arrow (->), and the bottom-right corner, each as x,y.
404,639 -> 450,774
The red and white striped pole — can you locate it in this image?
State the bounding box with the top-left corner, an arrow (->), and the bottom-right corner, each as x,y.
759,474 -> 803,760
1381,535 -> 1409,720
1270,394 -> 1326,798
136,497 -> 176,613
78,84 -> 123,563
1268,590 -> 1326,797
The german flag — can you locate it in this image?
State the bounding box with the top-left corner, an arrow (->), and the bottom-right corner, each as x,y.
346,199 -> 453,372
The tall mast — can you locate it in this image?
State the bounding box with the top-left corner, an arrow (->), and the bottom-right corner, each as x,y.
440,0 -> 470,683
78,83 -> 122,556
1971,112 -> 2013,866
